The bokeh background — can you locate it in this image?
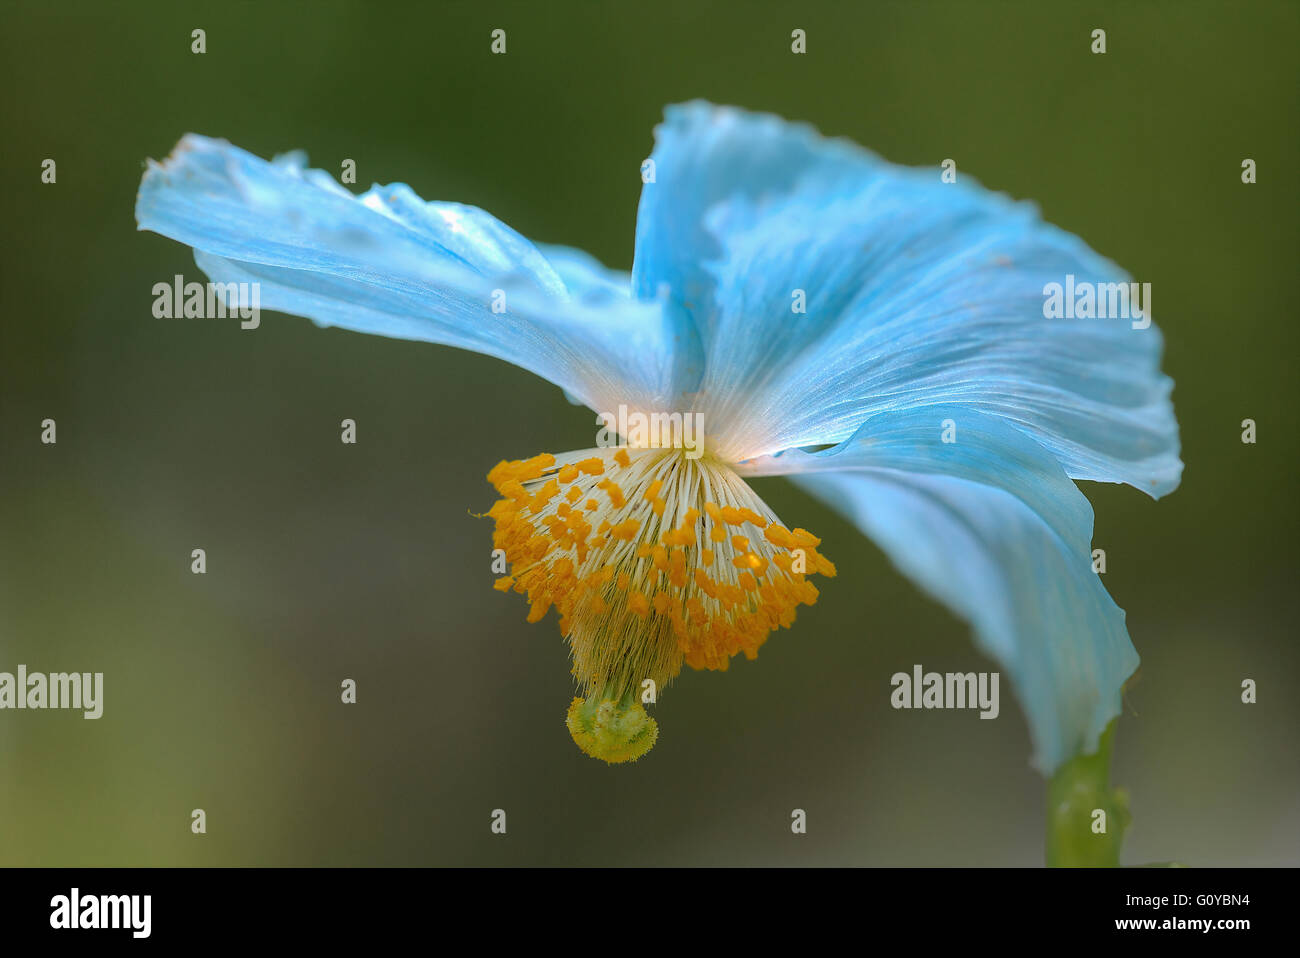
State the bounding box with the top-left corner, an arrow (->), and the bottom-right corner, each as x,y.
1,0 -> 1296,866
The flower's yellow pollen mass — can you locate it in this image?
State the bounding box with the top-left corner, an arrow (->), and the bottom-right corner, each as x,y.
483,447 -> 835,762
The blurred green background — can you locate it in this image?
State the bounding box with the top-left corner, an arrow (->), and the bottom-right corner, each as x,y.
1,0 -> 1296,866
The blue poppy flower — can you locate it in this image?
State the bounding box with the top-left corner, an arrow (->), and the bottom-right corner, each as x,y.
135,101 -> 1180,772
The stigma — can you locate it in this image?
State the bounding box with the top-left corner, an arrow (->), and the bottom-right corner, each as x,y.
484,446 -> 835,763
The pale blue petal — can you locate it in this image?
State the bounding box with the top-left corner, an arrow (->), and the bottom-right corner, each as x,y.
635,103 -> 1180,497
136,134 -> 701,413
739,406 -> 1138,773
633,101 -> 867,317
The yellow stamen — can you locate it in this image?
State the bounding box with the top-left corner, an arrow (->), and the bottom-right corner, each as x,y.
482,448 -> 833,762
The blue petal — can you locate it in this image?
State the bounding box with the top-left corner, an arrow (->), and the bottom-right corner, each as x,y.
136,135 -> 701,413
738,406 -> 1138,774
635,103 -> 1180,497
633,101 -> 867,315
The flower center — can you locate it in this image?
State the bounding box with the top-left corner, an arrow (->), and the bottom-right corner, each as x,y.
483,447 -> 835,762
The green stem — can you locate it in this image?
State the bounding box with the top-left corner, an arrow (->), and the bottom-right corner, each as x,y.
1045,719 -> 1130,867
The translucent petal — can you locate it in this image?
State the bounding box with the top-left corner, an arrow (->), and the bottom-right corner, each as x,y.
635,103 -> 1180,496
739,407 -> 1139,773
136,134 -> 701,413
